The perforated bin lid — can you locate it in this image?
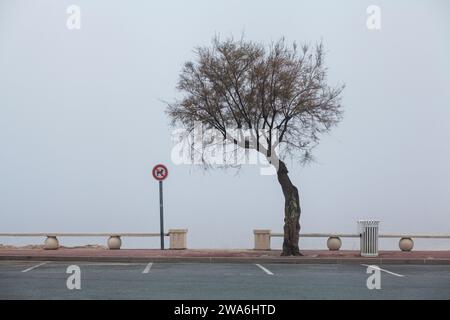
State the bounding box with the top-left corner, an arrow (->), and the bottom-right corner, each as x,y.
357,220 -> 380,233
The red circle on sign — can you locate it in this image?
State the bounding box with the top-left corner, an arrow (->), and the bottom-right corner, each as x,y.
152,164 -> 168,181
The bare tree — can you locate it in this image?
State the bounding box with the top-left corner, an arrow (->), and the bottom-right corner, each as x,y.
167,37 -> 344,256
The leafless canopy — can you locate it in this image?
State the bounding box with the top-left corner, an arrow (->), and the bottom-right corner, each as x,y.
167,37 -> 344,168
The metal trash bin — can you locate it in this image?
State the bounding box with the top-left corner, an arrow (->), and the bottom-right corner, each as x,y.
357,220 -> 380,257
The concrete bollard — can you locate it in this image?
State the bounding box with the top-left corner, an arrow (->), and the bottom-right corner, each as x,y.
44,236 -> 59,250
327,236 -> 342,251
169,229 -> 187,249
254,230 -> 271,250
399,237 -> 414,251
107,236 -> 122,250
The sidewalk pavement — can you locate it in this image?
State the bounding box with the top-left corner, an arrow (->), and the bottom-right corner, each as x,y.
0,248 -> 449,264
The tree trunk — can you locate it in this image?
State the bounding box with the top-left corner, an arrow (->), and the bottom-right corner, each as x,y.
277,160 -> 302,256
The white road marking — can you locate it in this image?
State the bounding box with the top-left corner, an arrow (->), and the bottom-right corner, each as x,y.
21,262 -> 49,273
255,264 -> 274,275
142,262 -> 153,274
362,264 -> 405,277
79,263 -> 137,266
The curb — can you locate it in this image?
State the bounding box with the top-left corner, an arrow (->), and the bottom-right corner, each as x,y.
1,255 -> 449,265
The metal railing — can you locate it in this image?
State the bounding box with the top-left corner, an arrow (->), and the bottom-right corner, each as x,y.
256,230 -> 450,252
0,233 -> 169,237
0,230 -> 187,250
271,233 -> 359,238
271,233 -> 450,239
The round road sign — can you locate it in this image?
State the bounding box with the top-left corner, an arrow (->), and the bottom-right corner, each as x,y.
152,164 -> 168,181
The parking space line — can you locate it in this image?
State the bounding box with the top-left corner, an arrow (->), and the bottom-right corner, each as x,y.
21,262 -> 49,273
142,262 -> 153,274
361,264 -> 405,277
255,264 -> 274,275
78,263 -> 138,266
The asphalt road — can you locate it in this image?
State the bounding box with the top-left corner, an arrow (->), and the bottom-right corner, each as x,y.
0,261 -> 448,299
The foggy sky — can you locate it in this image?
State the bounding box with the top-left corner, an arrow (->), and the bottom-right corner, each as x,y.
1,0 -> 449,250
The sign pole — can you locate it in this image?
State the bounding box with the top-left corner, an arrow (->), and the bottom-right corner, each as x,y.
152,164 -> 168,250
159,180 -> 164,250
